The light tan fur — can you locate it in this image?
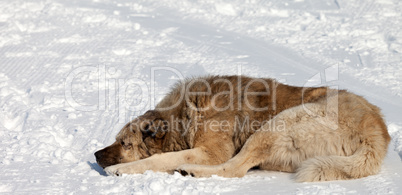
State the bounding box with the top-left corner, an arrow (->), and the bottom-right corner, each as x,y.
95,75 -> 390,182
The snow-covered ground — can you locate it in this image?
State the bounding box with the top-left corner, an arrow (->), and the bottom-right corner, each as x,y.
1,0 -> 402,194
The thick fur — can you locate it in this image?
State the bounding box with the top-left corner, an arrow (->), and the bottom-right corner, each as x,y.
95,75 -> 390,182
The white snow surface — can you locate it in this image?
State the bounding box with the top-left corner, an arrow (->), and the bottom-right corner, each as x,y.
1,0 -> 402,194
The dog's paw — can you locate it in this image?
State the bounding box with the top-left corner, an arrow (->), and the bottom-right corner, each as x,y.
175,169 -> 195,177
104,162 -> 150,176
104,165 -> 121,176
175,164 -> 244,178
104,164 -> 128,176
175,164 -> 207,178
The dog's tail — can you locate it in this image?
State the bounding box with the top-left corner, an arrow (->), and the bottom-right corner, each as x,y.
295,113 -> 391,182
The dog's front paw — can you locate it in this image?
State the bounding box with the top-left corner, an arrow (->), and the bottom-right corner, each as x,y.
104,164 -> 129,176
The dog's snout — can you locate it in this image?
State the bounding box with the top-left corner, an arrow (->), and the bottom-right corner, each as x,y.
94,150 -> 103,160
94,143 -> 124,169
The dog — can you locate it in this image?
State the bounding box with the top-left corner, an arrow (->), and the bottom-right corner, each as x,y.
95,75 -> 390,182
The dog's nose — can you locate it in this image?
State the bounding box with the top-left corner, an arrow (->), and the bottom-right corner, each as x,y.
94,150 -> 102,160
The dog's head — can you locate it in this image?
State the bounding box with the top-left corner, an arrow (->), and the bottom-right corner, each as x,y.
94,110 -> 168,169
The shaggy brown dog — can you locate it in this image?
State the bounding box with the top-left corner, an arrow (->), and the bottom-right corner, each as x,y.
95,75 -> 390,182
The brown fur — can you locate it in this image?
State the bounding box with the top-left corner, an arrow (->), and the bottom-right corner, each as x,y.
95,75 -> 390,182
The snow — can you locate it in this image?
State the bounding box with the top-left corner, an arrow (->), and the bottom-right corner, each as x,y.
0,0 -> 401,194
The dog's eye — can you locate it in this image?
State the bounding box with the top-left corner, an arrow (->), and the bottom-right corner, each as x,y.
144,124 -> 150,130
120,141 -> 132,150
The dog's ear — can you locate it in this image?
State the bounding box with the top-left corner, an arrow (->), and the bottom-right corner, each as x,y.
142,119 -> 168,139
139,110 -> 168,139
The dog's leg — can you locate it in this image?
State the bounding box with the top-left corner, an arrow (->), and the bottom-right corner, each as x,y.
175,129 -> 279,178
104,141 -> 234,176
104,147 -> 207,175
